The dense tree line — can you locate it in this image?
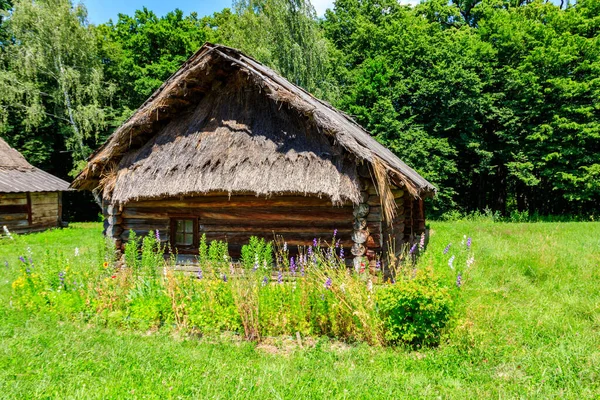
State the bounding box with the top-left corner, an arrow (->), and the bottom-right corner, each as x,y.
0,0 -> 598,217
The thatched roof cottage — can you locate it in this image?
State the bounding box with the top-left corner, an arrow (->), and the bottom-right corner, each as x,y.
72,43 -> 434,265
0,137 -> 70,234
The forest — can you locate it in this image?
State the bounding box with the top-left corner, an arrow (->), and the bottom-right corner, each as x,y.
0,0 -> 598,217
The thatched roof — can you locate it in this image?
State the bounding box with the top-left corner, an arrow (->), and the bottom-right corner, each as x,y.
72,43 -> 435,206
0,137 -> 70,193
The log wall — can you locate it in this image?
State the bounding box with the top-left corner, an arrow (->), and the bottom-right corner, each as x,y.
110,195 -> 355,257
0,191 -> 62,234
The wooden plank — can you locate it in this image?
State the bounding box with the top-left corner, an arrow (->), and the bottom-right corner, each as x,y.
0,193 -> 27,200
130,196 -> 349,209
0,195 -> 28,206
0,213 -> 29,222
198,225 -> 350,235
2,219 -> 30,228
32,216 -> 58,226
122,207 -> 353,223
30,192 -> 58,205
31,203 -> 58,213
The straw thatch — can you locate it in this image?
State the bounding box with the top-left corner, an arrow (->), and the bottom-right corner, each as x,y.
72,43 -> 435,205
0,137 -> 70,193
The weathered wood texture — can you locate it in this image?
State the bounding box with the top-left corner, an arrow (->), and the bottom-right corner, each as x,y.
113,195 -> 354,256
0,191 -> 61,233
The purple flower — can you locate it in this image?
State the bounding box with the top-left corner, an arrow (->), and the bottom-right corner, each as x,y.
443,243 -> 451,254
19,256 -> 26,263
307,246 -> 313,257
277,271 -> 283,284
456,272 -> 462,288
375,260 -> 381,270
324,277 -> 332,289
59,271 -> 65,285
466,237 -> 472,249
339,247 -> 345,260
335,239 -> 340,248
313,238 -> 318,247
155,230 -> 160,242
262,276 -> 269,286
197,269 -> 203,279
290,257 -> 297,275
222,273 -> 228,282
419,233 -> 426,251
253,255 -> 259,272
409,243 -> 417,255
333,229 -> 338,238
300,264 -> 305,277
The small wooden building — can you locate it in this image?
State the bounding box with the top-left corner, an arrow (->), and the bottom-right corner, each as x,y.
0,137 -> 70,234
72,43 -> 435,264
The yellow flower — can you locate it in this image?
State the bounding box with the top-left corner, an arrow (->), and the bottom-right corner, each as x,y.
103,262 -> 109,269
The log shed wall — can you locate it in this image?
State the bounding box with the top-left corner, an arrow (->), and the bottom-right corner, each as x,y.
104,194 -> 355,258
0,191 -> 62,234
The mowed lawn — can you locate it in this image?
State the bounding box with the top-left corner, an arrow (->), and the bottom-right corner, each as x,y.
0,221 -> 599,398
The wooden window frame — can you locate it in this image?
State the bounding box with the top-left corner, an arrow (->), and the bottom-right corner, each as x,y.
169,216 -> 199,254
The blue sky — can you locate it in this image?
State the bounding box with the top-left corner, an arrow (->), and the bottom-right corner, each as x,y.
83,0 -> 337,24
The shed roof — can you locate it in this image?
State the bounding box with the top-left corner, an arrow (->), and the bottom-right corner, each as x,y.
72,43 -> 435,206
0,137 -> 71,193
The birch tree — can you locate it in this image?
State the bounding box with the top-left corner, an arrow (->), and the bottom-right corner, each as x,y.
0,0 -> 112,174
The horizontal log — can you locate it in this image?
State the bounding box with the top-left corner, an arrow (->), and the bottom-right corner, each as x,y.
366,212 -> 381,222
32,216 -> 58,226
392,189 -> 404,199
122,207 -> 353,223
0,218 -> 29,227
32,208 -> 59,219
0,193 -> 27,200
198,225 -> 350,236
10,221 -> 59,234
32,203 -> 58,214
130,196 -> 351,209
30,192 -> 58,205
0,212 -> 28,222
0,196 -> 27,206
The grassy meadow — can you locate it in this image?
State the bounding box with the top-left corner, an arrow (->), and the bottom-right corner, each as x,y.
0,221 -> 599,398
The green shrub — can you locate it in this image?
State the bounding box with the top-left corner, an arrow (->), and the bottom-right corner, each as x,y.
377,270 -> 453,347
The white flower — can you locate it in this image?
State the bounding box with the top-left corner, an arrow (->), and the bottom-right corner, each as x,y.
466,256 -> 475,269
448,255 -> 455,270
2,225 -> 14,239
74,247 -> 80,257
367,280 -> 373,292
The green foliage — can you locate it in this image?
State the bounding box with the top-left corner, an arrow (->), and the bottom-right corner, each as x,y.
377,270 -> 453,346
0,0 -> 114,174
240,236 -> 273,270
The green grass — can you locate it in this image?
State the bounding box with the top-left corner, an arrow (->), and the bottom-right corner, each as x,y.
1,221 -> 599,398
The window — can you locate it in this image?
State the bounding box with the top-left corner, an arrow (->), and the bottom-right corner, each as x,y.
170,217 -> 198,251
